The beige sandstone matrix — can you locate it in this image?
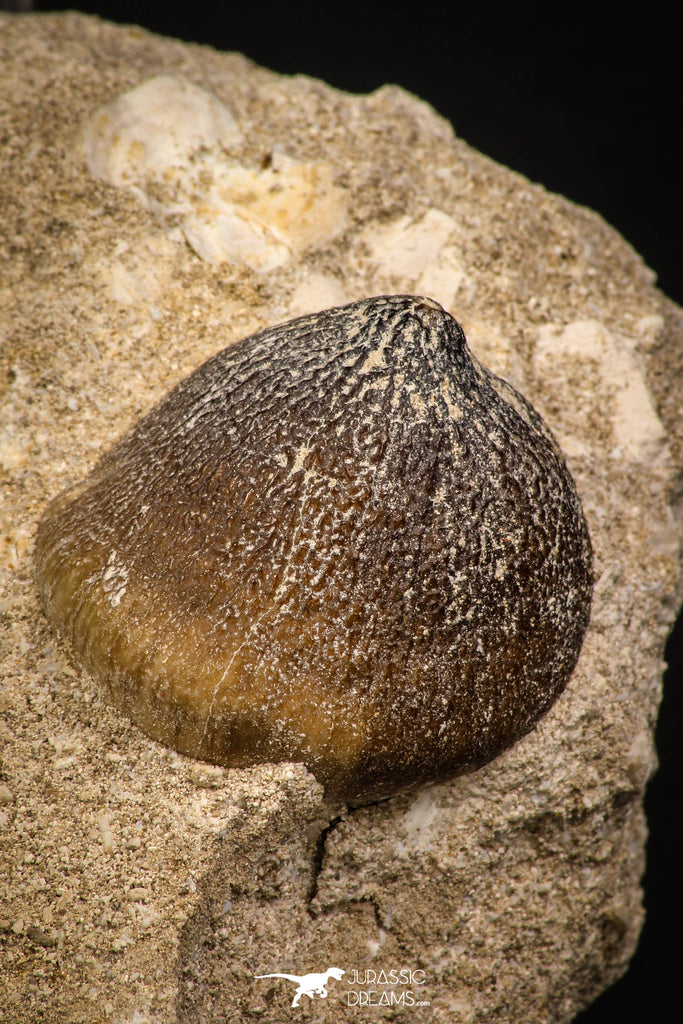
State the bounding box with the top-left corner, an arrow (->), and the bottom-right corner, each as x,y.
1,11 -> 682,1024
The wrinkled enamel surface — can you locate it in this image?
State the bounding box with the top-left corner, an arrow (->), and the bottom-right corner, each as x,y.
34,295 -> 592,801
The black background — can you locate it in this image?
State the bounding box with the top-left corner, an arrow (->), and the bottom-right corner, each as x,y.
7,3 -> 683,1019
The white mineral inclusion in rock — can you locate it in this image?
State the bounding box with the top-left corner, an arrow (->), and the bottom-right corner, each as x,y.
83,75 -> 243,186
356,209 -> 467,312
534,320 -> 667,465
83,75 -> 347,270
183,155 -> 346,270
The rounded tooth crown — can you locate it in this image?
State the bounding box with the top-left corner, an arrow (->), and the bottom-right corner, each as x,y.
34,295 -> 593,802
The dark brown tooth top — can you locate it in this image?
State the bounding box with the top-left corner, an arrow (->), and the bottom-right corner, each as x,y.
34,295 -> 593,802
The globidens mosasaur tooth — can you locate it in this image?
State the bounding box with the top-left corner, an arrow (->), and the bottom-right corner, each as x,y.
34,295 -> 593,803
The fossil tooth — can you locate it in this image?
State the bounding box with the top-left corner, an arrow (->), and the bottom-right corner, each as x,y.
34,295 -> 593,802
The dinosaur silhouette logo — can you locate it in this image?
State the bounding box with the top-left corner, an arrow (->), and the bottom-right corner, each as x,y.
255,966 -> 345,1007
